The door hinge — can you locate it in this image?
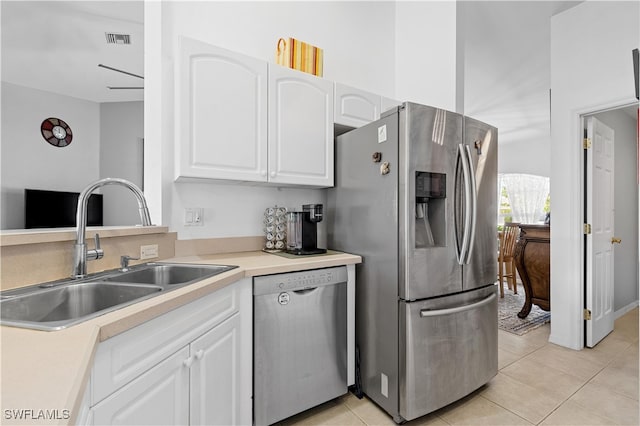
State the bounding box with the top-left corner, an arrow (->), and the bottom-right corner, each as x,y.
584,309 -> 592,320
583,223 -> 592,234
583,138 -> 592,149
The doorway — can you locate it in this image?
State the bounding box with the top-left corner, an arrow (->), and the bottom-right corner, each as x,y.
582,104 -> 639,347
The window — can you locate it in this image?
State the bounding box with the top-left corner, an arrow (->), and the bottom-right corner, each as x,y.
497,174 -> 550,226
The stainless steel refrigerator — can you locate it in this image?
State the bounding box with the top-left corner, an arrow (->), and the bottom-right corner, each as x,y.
327,102 -> 498,423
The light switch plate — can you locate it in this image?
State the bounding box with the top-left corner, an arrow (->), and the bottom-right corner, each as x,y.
140,244 -> 158,260
184,207 -> 204,226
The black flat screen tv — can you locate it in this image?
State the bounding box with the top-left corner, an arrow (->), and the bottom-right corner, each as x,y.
25,189 -> 103,229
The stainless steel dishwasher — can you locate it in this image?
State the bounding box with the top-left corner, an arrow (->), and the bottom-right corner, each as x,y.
253,266 -> 348,425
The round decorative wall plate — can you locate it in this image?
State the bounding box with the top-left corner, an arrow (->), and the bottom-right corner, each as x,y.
41,117 -> 73,147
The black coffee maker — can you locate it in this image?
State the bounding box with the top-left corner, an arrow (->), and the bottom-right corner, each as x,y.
286,204 -> 327,255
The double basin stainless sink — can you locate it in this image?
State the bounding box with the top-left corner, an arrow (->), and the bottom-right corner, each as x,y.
0,263 -> 237,331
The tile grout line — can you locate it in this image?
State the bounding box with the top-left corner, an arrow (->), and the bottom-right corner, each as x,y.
476,394 -> 536,425
489,342 -> 583,425
535,357 -> 628,426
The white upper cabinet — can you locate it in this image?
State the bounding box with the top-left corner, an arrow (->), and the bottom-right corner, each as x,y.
334,83 -> 381,128
268,64 -> 334,187
176,37 -> 268,182
176,37 -> 334,187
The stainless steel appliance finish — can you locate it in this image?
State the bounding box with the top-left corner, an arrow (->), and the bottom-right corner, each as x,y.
0,282 -> 162,323
399,286 -> 497,419
0,262 -> 237,331
327,102 -> 498,423
253,266 -> 348,425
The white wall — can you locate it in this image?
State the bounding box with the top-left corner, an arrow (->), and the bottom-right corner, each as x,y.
395,1 -> 457,111
100,101 -> 144,226
591,109 -> 639,313
0,82 -> 100,229
167,1 -> 396,98
550,1 -> 639,349
458,1 -> 571,178
149,1 -> 399,240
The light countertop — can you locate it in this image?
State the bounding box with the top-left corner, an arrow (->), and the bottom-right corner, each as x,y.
0,250 -> 361,425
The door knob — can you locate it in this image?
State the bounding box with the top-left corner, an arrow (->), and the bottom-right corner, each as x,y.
611,237 -> 622,244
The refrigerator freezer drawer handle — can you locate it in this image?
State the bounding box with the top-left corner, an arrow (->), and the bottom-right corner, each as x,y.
419,293 -> 496,317
464,145 -> 477,264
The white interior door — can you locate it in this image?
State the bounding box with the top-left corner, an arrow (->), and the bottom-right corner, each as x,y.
585,116 -> 615,347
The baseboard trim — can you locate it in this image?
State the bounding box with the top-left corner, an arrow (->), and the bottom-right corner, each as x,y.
615,300 -> 639,320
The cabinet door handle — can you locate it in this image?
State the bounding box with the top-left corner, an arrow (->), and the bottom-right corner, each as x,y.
270,171 -> 276,178
195,349 -> 205,360
183,356 -> 193,368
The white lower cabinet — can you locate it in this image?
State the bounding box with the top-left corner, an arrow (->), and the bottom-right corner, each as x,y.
84,278 -> 252,425
91,347 -> 190,425
190,313 -> 242,425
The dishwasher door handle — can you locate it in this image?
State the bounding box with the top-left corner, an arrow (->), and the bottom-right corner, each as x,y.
292,287 -> 318,295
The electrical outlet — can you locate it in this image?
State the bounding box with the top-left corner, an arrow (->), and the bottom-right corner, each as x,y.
140,244 -> 158,260
184,208 -> 204,226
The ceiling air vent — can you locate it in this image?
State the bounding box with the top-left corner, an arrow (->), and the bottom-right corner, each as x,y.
105,33 -> 131,45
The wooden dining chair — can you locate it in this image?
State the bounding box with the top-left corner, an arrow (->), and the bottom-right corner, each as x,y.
498,222 -> 520,298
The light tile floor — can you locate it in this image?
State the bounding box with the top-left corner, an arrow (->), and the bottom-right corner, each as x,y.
279,308 -> 639,425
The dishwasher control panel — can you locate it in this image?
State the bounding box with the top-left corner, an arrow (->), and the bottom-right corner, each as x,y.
253,266 -> 348,296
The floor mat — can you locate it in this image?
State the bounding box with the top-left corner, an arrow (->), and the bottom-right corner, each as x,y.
498,283 -> 550,335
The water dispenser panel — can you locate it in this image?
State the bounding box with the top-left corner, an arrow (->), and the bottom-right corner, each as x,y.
416,172 -> 446,201
415,172 -> 446,248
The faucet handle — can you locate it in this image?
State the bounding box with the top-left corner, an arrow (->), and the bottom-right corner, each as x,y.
120,255 -> 140,272
86,233 -> 104,261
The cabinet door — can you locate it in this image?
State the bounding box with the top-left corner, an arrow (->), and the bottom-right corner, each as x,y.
91,347 -> 190,425
334,83 -> 381,128
176,37 -> 268,182
92,282 -> 239,403
268,64 -> 334,187
190,313 -> 245,425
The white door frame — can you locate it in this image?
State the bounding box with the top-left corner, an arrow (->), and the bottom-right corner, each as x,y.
575,98 -> 638,349
549,96 -> 636,351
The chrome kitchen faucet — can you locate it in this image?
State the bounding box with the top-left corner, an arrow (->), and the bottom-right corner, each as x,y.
72,178 -> 152,278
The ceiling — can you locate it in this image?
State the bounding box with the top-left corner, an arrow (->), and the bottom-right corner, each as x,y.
2,0 -> 633,127
1,0 -> 143,103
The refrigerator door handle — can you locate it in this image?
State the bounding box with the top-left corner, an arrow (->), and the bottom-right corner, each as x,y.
454,145 -> 463,263
419,293 -> 496,317
463,145 -> 477,264
458,144 -> 472,265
